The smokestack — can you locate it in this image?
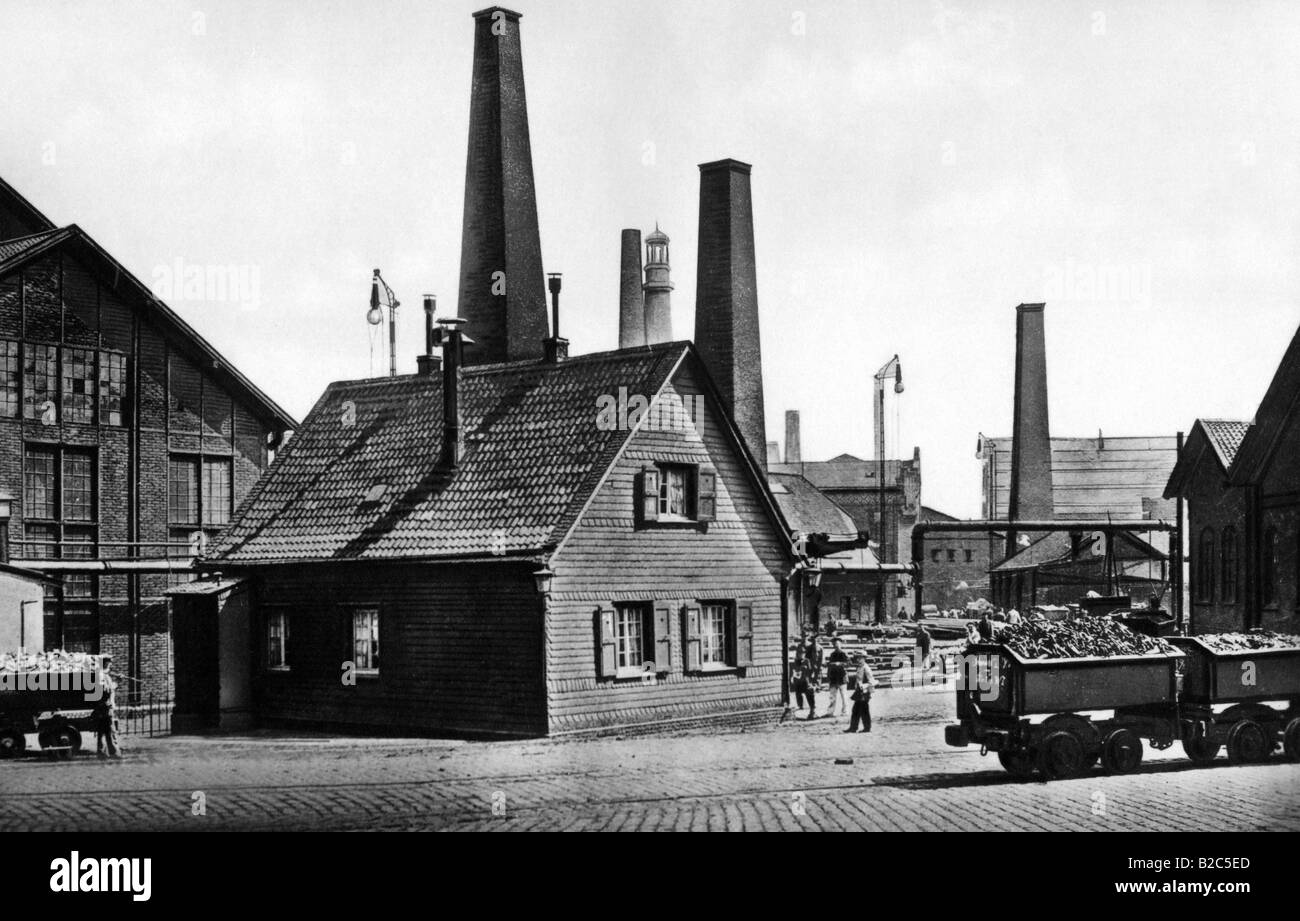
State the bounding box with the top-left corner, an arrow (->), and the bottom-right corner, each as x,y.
417,295 -> 442,376
544,273 -> 568,362
784,410 -> 802,464
618,229 -> 645,348
435,318 -> 468,469
456,7 -> 549,365
766,441 -> 781,466
694,159 -> 767,471
643,225 -> 673,343
1006,302 -> 1053,555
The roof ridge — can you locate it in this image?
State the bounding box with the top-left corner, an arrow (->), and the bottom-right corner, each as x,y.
0,226 -> 68,246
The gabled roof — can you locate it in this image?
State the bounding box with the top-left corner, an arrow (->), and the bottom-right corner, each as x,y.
768,472 -> 857,537
0,175 -> 58,234
0,228 -> 71,265
993,529 -> 1165,573
210,342 -> 788,566
1163,419 -> 1249,498
770,452 -> 916,490
0,222 -> 295,430
1229,324 -> 1300,486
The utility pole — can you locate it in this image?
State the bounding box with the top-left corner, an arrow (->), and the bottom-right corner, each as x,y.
873,355 -> 903,621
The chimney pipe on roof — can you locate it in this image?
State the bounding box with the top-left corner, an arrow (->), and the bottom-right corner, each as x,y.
435,318 -> 468,469
1006,303 -> 1053,555
784,410 -> 802,464
544,273 -> 568,363
694,158 -> 767,472
618,229 -> 645,349
417,295 -> 442,376
766,441 -> 781,467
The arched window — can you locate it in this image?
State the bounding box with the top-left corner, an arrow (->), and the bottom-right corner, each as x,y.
1197,528 -> 1216,602
1262,528 -> 1277,608
1221,526 -> 1239,604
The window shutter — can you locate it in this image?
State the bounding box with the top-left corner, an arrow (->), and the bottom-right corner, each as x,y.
683,604 -> 702,672
697,468 -> 717,522
641,466 -> 660,522
597,606 -> 618,678
653,603 -> 673,672
735,602 -> 754,668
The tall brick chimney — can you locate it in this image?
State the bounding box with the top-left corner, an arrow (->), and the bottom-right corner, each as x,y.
784,410 -> 802,464
456,7 -> 548,365
1006,302 -> 1054,555
695,159 -> 767,471
618,229 -> 645,349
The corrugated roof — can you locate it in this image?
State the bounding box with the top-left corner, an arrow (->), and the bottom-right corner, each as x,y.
210,343 -> 693,564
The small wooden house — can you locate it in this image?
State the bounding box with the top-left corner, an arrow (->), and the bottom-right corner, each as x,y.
205,341 -> 793,737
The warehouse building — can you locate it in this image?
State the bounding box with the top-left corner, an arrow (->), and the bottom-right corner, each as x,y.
1165,324 -> 1300,634
0,175 -> 294,696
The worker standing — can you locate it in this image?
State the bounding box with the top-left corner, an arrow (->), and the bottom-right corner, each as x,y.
93,672 -> 121,760
844,654 -> 874,734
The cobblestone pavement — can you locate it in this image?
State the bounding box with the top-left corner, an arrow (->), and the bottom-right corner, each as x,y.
1,685 -> 1296,832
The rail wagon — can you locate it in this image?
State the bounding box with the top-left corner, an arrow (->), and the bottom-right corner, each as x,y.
0,655 -> 111,760
944,637 -> 1300,779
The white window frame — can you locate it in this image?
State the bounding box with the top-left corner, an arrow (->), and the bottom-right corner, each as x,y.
657,464 -> 695,522
266,609 -> 289,671
351,607 -> 380,675
700,602 -> 731,669
614,603 -> 650,677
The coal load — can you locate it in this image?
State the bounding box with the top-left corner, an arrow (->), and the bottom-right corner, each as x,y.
995,618 -> 1176,660
1196,631 -> 1300,653
0,649 -> 104,674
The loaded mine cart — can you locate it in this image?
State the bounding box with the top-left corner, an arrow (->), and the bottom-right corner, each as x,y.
1166,635 -> 1300,765
944,641 -> 1186,779
0,654 -> 111,760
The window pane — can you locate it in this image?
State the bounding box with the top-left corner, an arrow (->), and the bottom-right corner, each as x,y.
24,447 -> 56,518
202,459 -> 232,526
62,451 -> 94,522
22,344 -> 57,420
99,351 -> 125,426
168,458 -> 199,525
61,347 -> 96,424
63,526 -> 97,599
616,606 -> 644,669
24,523 -> 58,559
353,609 -> 378,670
267,611 -> 287,667
61,605 -> 98,654
0,339 -> 18,418
702,603 -> 729,664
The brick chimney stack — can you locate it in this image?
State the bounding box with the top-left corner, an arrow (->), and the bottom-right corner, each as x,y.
456,7 -> 548,365
694,159 -> 767,471
784,410 -> 802,464
1006,302 -> 1054,555
618,229 -> 645,349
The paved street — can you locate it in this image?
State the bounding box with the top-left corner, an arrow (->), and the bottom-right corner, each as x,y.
1,684 -> 1296,832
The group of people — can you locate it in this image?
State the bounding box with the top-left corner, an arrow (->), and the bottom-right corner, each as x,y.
789,633 -> 875,733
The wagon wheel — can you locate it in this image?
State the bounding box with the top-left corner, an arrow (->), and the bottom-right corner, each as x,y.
998,748 -> 1035,777
39,727 -> 80,761
0,729 -> 25,758
1101,728 -> 1143,774
1284,717 -> 1300,762
1182,727 -> 1221,764
1036,730 -> 1087,780
1226,720 -> 1270,765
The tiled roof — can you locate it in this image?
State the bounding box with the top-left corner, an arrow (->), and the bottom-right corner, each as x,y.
768,472 -> 857,536
1199,419 -> 1251,470
211,343 -> 692,564
0,228 -> 69,267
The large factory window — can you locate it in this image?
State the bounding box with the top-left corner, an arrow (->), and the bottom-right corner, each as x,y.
1220,527 -> 1239,604
1196,528 -> 1215,602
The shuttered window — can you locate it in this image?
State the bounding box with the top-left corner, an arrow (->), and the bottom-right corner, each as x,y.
639,464 -> 716,524
683,600 -> 753,671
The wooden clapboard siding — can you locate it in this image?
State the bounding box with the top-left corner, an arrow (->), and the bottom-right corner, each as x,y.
251,561 -> 546,737
547,363 -> 787,732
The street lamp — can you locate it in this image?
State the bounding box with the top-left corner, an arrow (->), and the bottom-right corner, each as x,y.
368,268 -> 400,377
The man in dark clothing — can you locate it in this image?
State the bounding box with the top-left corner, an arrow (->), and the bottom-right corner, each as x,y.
825,638 -> 849,718
93,674 -> 121,760
845,654 -> 873,733
977,612 -> 994,641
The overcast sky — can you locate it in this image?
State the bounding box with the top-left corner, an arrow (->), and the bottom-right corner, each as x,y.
3,0 -> 1297,516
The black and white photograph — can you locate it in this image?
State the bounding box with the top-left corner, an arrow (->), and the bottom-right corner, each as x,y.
0,0 -> 1295,895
